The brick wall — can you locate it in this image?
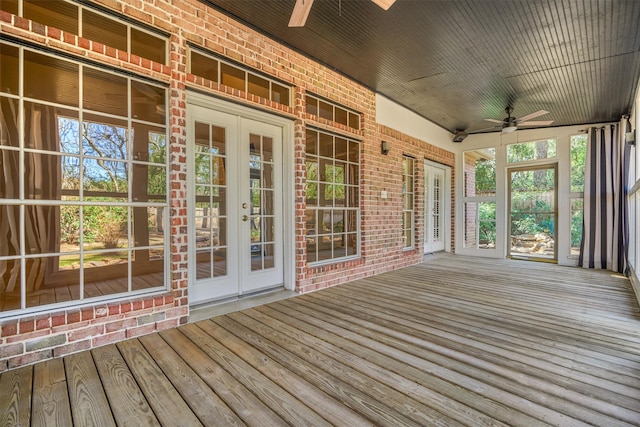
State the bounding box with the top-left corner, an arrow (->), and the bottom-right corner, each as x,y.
0,0 -> 456,370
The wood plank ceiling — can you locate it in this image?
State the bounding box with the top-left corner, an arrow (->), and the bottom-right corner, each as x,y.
201,0 -> 640,135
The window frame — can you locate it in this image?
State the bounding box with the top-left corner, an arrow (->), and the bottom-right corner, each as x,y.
402,155 -> 415,250
0,40 -> 169,316
304,128 -> 360,265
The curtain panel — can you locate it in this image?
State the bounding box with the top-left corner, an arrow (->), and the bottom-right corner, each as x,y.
579,120 -> 631,274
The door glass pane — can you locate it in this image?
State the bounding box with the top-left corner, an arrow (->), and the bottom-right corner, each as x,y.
510,167 -> 556,260
249,133 -> 275,271
195,122 -> 227,280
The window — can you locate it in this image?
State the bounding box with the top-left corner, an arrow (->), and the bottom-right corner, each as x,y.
463,148 -> 496,249
570,134 -> 587,255
305,94 -> 361,131
507,139 -> 557,163
305,129 -> 359,263
189,49 -> 291,107
0,41 -> 168,315
402,156 -> 415,249
2,0 -> 168,64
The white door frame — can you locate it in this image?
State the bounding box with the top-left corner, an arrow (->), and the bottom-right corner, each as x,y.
424,160 -> 451,254
186,92 -> 295,305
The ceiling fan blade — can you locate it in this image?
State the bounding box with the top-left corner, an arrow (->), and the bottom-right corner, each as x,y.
518,120 -> 554,126
484,119 -> 503,124
288,0 -> 314,27
371,0 -> 396,10
516,110 -> 549,123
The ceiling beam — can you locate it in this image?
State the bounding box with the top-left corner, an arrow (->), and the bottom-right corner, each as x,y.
288,0 -> 314,27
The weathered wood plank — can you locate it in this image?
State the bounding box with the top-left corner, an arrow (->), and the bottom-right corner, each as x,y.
32,358 -> 72,427
159,327 -> 288,427
116,338 -> 203,427
138,333 -> 246,427
219,310 -> 479,427
0,365 -> 32,427
254,304 -> 546,427
198,318 -> 378,427
182,322 -> 337,427
91,344 -> 160,426
318,284 -> 640,403
64,351 -> 116,427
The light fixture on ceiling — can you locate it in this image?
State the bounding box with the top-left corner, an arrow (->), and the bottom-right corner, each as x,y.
289,0 -> 396,27
371,0 -> 396,10
502,125 -> 518,133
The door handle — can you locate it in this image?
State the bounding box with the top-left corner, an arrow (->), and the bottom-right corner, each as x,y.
242,215 -> 249,222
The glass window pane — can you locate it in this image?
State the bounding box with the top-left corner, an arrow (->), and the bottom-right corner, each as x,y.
0,43 -> 19,95
82,205 -> 128,250
507,139 -> 557,163
571,134 -> 587,193
24,51 -> 79,107
196,248 -> 212,280
190,51 -> 219,82
348,112 -> 360,130
334,107 -> 348,126
271,82 -> 289,106
1,96 -> 19,148
0,149 -> 19,199
82,9 -> 127,51
335,137 -> 347,161
24,0 -> 78,34
305,95 -> 318,116
0,204 -> 20,254
318,100 -> 332,121
82,158 -> 128,195
82,116 -> 128,159
58,112 -> 81,154
131,80 -> 166,125
24,152 -> 62,200
83,67 -> 128,116
213,248 -> 227,277
0,0 -> 18,14
305,129 -> 318,155
132,248 -> 164,290
248,73 -> 269,99
26,256 -> 81,308
319,133 -> 333,158
131,28 -> 166,64
570,198 -> 584,256
220,62 -> 245,91
348,141 -> 359,163
464,148 -> 496,196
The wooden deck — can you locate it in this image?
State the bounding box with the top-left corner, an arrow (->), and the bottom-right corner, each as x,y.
2,254 -> 640,426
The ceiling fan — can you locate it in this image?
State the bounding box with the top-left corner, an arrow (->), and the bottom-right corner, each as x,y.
289,0 -> 396,27
483,106 -> 553,133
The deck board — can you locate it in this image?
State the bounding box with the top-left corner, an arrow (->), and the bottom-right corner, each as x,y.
2,254 -> 640,426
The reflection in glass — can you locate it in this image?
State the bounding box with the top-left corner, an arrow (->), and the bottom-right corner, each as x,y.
131,80 -> 166,125
82,9 -> 127,51
0,44 -> 19,95
24,50 -> 79,107
131,28 -> 166,65
83,67 -> 128,116
132,248 -> 164,290
82,205 -> 128,251
26,257 -> 81,308
81,117 -> 128,159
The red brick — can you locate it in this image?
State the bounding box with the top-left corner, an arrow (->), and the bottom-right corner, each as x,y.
0,10 -> 12,23
8,350 -> 52,369
67,310 -> 80,324
81,308 -> 95,322
19,318 -> 35,334
125,323 -> 156,339
36,315 -> 51,330
1,323 -> 18,338
51,313 -> 66,327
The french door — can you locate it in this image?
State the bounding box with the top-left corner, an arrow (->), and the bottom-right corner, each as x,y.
424,162 -> 447,253
187,105 -> 284,303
